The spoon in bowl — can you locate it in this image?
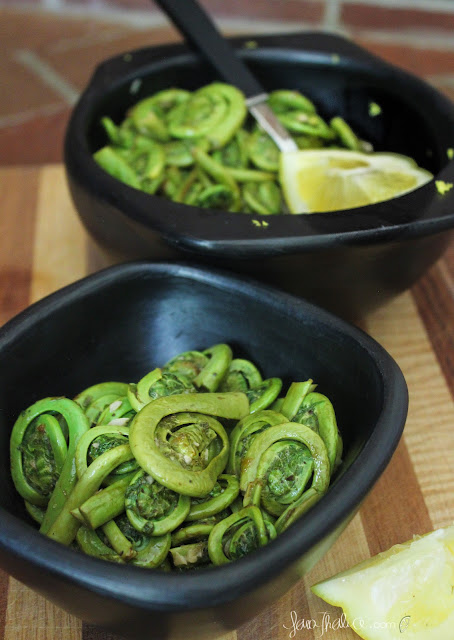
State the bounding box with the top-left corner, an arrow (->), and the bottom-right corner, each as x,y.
153,0 -> 298,153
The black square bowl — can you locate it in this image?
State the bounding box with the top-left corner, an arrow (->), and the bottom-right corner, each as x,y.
64,31 -> 454,320
0,262 -> 407,639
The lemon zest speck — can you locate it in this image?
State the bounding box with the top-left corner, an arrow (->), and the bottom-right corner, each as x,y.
436,180 -> 453,195
368,102 -> 382,117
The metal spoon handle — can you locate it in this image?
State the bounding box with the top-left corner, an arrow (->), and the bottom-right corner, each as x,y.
154,0 -> 298,152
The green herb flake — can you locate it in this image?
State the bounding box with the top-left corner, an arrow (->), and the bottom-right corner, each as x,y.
435,180 -> 453,195
447,148 -> 454,160
252,219 -> 261,227
368,102 -> 382,117
243,40 -> 258,49
262,220 -> 269,227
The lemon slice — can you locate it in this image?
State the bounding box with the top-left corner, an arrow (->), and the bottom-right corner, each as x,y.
311,525 -> 454,639
279,149 -> 433,213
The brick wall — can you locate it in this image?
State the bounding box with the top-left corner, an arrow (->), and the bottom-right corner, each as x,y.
3,0 -> 454,33
2,0 -> 454,165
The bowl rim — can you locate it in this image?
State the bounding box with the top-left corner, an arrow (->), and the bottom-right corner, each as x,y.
64,30 -> 454,259
0,261 -> 408,610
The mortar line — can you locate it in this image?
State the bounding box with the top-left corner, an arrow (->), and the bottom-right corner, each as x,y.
0,102 -> 67,129
5,3 -> 454,50
323,0 -> 342,31
13,49 -> 80,106
359,29 -> 454,51
340,0 -> 454,11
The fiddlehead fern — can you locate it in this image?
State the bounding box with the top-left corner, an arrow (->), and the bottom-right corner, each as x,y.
246,439 -> 314,517
247,378 -> 282,413
169,520 -> 224,570
268,89 -> 316,115
279,380 -> 316,422
129,392 -> 249,497
10,342 -> 343,569
186,474 -> 240,521
25,501 -> 46,525
167,83 -> 246,149
127,88 -> 191,141
127,368 -> 196,412
242,181 -> 282,215
193,343 -> 232,391
191,148 -> 241,210
248,128 -> 280,172
94,82 -> 372,214
76,526 -> 125,563
47,443 -> 135,545
292,392 -> 342,472
97,395 -> 135,427
76,516 -> 171,568
125,469 -> 190,535
218,358 -> 262,393
11,412 -> 67,507
114,514 -> 171,568
228,410 -> 287,476
74,381 -> 130,410
170,541 -> 211,571
93,147 -> 141,189
240,422 -> 331,534
207,506 -> 274,565
74,381 -> 130,427
10,397 -> 90,537
75,424 -> 138,480
212,130 -> 249,168
158,344 -> 233,392
76,472 -> 136,530
330,116 -> 362,151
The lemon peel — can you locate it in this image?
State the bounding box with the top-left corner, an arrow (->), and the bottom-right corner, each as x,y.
311,525 -> 454,640
279,149 -> 433,214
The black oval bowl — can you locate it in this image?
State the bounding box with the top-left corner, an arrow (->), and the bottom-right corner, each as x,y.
64,31 -> 454,320
0,261 -> 406,639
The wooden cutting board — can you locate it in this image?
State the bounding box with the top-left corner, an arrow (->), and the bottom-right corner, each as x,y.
1,164 -> 454,640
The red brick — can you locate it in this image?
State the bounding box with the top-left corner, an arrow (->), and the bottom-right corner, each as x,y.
39,27 -> 180,91
88,0 -> 325,23
199,0 -> 325,22
342,4 -> 454,32
0,108 -> 70,166
0,57 -> 64,118
0,8 -> 106,52
355,39 -> 454,78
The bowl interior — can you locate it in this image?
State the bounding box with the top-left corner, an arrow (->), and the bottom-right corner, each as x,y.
86,45 -> 444,176
0,263 -> 391,527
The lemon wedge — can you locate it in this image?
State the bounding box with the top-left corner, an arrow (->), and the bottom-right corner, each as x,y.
279,149 -> 433,213
311,525 -> 454,639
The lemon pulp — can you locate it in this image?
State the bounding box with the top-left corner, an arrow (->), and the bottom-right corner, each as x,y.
311,525 -> 454,640
279,149 -> 433,214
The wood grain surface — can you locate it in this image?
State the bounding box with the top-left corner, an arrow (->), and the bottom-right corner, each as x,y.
1,164 -> 454,640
